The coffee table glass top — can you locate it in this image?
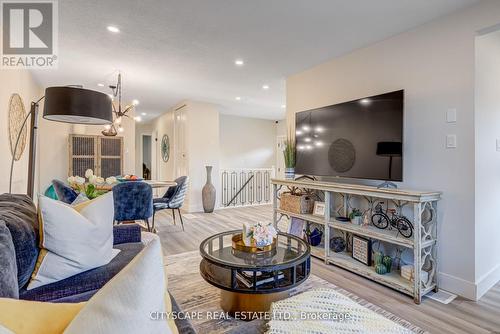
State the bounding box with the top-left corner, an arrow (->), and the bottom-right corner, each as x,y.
199,230 -> 310,270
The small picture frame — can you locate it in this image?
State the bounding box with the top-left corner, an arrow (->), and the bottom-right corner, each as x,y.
313,201 -> 326,216
288,217 -> 306,238
351,235 -> 372,266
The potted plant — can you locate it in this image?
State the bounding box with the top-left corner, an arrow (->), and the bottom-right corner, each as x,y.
349,208 -> 363,225
283,134 -> 296,180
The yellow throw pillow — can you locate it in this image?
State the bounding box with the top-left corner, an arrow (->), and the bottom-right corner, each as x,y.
0,298 -> 84,334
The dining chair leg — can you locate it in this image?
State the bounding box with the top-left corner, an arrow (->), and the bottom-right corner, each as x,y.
177,208 -> 185,231
152,211 -> 156,232
144,219 -> 151,232
171,209 -> 176,226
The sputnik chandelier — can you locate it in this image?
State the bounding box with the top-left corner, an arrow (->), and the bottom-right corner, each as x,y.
102,73 -> 139,136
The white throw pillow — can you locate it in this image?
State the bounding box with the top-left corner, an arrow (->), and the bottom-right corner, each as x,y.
64,235 -> 173,334
28,192 -> 119,290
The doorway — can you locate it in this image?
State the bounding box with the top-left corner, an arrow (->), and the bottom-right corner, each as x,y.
142,134 -> 152,180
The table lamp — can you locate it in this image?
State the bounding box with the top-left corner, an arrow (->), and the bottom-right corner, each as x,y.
376,141 -> 402,180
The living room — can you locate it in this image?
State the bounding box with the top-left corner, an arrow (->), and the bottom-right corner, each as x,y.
1,1 -> 500,333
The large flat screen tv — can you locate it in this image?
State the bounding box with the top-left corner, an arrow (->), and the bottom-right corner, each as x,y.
295,90 -> 403,181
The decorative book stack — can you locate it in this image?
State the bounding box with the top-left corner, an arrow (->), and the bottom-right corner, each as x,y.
236,271 -> 284,288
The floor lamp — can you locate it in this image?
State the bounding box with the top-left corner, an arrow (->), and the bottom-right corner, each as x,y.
8,86 -> 113,198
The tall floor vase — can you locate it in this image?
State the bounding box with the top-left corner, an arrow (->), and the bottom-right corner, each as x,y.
202,165 -> 216,213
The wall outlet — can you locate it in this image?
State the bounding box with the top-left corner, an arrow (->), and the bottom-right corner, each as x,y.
446,109 -> 457,123
446,135 -> 457,148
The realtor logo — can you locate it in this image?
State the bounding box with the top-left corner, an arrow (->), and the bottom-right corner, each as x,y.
1,0 -> 58,68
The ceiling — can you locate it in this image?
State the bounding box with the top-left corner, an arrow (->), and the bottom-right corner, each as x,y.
32,0 -> 479,121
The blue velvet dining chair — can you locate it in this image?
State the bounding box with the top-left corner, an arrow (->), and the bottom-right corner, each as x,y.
152,176 -> 188,231
52,179 -> 78,204
113,181 -> 154,232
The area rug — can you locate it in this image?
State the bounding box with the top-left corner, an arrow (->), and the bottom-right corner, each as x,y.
165,251 -> 426,334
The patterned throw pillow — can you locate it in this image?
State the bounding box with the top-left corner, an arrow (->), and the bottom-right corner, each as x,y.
27,192 -> 119,290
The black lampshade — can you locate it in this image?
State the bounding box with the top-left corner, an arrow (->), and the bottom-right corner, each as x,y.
376,142 -> 402,157
43,87 -> 113,124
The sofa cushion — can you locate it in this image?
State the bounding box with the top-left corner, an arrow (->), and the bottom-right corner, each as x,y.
0,221 -> 18,298
0,194 -> 38,289
19,242 -> 144,302
28,193 -> 118,290
64,235 -> 173,334
0,298 -> 84,334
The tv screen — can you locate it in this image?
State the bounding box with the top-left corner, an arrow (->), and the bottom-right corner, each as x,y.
295,90 -> 403,181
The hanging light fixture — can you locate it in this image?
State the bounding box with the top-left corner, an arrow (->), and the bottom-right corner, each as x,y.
102,73 -> 138,136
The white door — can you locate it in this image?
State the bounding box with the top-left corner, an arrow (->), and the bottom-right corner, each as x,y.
276,135 -> 286,179
174,105 -> 188,177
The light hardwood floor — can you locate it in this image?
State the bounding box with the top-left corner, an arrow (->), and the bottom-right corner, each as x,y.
155,205 -> 500,334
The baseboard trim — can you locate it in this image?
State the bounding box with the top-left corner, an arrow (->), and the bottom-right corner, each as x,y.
476,263 -> 500,300
438,272 -> 476,300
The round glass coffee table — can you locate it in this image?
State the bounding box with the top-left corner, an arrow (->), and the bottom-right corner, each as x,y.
199,230 -> 310,316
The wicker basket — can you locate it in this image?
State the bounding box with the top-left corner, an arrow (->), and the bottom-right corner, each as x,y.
280,193 -> 315,214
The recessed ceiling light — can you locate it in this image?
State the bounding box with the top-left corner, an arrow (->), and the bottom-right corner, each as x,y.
134,116 -> 142,122
97,83 -> 104,87
315,141 -> 324,147
132,99 -> 139,106
360,98 -> 371,105
304,137 -> 312,142
107,26 -> 120,33
235,96 -> 241,101
296,130 -> 303,136
262,85 -> 269,90
234,59 -> 244,66
141,112 -> 147,116
281,104 -> 286,109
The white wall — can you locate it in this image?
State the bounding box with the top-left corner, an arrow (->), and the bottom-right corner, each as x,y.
474,29 -> 500,298
219,114 -> 276,169
185,101 -> 220,212
286,0 -> 500,300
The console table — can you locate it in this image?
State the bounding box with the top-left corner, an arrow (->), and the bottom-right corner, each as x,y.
271,178 -> 441,304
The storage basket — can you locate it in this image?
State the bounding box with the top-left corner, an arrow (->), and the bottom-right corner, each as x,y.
280,193 -> 315,214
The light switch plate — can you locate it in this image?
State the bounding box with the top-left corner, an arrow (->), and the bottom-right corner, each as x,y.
496,139 -> 500,152
446,135 -> 457,148
446,109 -> 457,123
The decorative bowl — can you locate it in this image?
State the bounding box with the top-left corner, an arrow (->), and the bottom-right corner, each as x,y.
231,234 -> 276,254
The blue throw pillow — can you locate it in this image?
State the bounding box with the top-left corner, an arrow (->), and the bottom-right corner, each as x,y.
0,194 -> 39,289
52,179 -> 78,204
0,220 -> 18,298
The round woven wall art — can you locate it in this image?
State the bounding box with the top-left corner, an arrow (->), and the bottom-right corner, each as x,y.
328,138 -> 356,173
8,93 -> 27,161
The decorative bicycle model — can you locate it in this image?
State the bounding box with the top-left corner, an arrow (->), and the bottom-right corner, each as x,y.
371,202 -> 413,238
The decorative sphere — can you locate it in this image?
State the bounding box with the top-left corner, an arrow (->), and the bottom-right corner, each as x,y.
330,237 -> 346,253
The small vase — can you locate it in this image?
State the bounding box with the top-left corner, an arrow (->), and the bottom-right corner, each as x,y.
285,167 -> 295,180
202,166 -> 216,213
374,251 -> 384,266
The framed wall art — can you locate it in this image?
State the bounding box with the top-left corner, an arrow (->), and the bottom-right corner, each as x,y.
351,235 -> 372,266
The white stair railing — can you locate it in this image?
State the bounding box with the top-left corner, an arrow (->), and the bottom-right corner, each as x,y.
220,167 -> 275,208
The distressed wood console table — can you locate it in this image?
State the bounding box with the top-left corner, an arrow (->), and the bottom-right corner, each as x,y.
271,178 -> 441,304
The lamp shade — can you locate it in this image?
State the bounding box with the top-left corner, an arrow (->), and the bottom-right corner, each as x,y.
376,142 -> 402,157
43,87 -> 112,124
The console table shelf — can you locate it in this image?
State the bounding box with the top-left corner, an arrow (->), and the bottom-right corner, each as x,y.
271,178 -> 441,304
